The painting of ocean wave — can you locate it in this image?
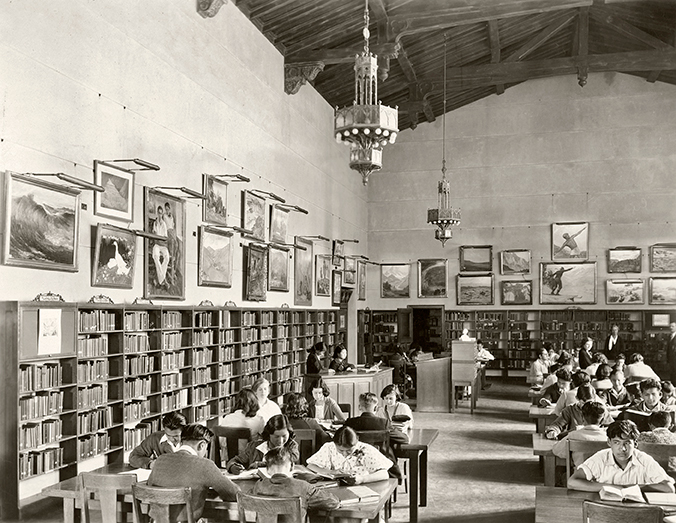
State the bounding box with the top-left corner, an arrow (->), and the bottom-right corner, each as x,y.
4,173 -> 79,271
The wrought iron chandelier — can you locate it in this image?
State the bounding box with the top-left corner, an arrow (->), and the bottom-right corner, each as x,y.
334,0 -> 398,186
427,34 -> 460,246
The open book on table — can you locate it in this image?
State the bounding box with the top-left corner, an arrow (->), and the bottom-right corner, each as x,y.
335,485 -> 380,506
599,484 -> 644,503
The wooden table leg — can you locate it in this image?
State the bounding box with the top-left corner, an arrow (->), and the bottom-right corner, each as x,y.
409,450 -> 420,523
63,498 -> 75,523
420,448 -> 429,507
543,455 -> 556,487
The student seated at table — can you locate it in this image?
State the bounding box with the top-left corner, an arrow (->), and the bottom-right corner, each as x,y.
221,388 -> 264,438
147,424 -> 239,521
545,384 -> 613,440
539,369 -> 572,407
252,377 -> 282,423
528,348 -> 550,386
307,377 -> 346,422
597,368 -> 630,408
543,353 -> 574,387
554,370 -> 592,416
621,379 -> 672,432
251,447 -> 339,522
129,411 -> 187,469
329,344 -> 356,373
226,414 -> 299,474
379,384 -> 414,433
585,353 -> 609,380
637,411 -> 676,445
663,380 -> 676,407
306,341 -> 328,375
625,352 -> 660,383
614,353 -> 627,374
552,401 -> 608,468
567,420 -> 675,493
282,392 -> 331,446
306,426 -> 393,485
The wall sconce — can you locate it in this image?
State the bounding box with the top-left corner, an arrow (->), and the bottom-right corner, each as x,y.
206,225 -> 252,235
209,173 -> 251,183
250,189 -> 286,203
29,172 -> 104,192
275,203 -> 309,215
296,235 -> 330,242
337,238 -> 360,244
131,229 -> 167,241
155,186 -> 207,199
100,158 -> 160,171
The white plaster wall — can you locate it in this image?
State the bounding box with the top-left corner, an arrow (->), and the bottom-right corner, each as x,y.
0,0 -> 367,312
367,72 -> 676,310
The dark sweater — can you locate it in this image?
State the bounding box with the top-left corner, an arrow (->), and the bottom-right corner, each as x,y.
129,431 -> 177,469
226,438 -> 300,473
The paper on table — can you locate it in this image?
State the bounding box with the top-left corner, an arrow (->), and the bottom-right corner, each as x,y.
644,492 -> 676,506
222,468 -> 263,480
119,468 -> 152,482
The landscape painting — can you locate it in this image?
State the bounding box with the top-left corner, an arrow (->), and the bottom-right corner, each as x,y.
198,226 -> 233,287
92,224 -> 136,288
144,188 -> 185,300
501,280 -> 532,305
357,260 -> 366,300
94,160 -> 134,222
381,264 -> 410,298
540,262 -> 596,305
650,244 -> 676,272
460,245 -> 492,272
344,270 -> 355,285
242,191 -> 266,241
552,222 -> 588,261
608,248 -> 641,273
202,174 -> 228,225
650,277 -> 676,305
269,206 -> 289,244
500,249 -> 530,274
294,237 -> 313,306
457,274 -> 494,305
315,254 -> 331,296
3,172 -> 80,272
418,259 -> 447,297
245,244 -> 267,301
332,239 -> 344,266
606,279 -> 643,305
268,245 -> 289,292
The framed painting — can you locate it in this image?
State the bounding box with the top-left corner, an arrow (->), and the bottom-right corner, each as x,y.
457,274 -> 494,305
381,264 -> 410,298
144,187 -> 185,300
500,249 -> 530,275
552,222 -> 588,261
357,260 -> 367,301
197,226 -> 233,288
242,190 -> 266,242
418,259 -> 447,298
345,257 -> 357,272
269,205 -> 290,244
294,237 -> 313,306
652,313 -> 672,328
332,239 -> 344,266
268,245 -> 289,292
540,262 -> 596,305
650,244 -> 676,273
344,270 -> 356,285
608,247 -> 642,273
202,173 -> 228,225
245,243 -> 268,301
3,172 -> 80,272
92,224 -> 136,288
460,245 -> 492,272
500,280 -> 532,305
332,270 -> 342,306
649,277 -> 676,305
315,254 -> 332,296
94,160 -> 134,222
606,279 -> 644,305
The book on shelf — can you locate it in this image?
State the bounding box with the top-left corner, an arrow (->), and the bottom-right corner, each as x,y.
335,485 -> 380,505
598,484 -> 644,503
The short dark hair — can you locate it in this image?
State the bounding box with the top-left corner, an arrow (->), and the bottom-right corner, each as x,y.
309,341 -> 327,354
308,377 -> 331,397
576,383 -> 594,402
557,354 -> 573,367
162,411 -> 187,430
640,378 -> 662,393
333,344 -> 347,359
629,352 -> 643,364
607,420 -> 639,441
663,381 -> 675,395
359,392 -> 378,410
181,424 -> 213,444
616,353 -> 626,361
282,393 -> 309,419
261,414 -> 295,443
592,353 -> 608,364
264,446 -> 292,469
234,388 -> 260,418
581,401 -> 606,425
610,368 -> 625,379
626,382 -> 641,399
555,369 -> 573,382
333,426 -> 359,447
572,370 -> 591,388
380,384 -> 402,400
595,364 -> 613,380
649,411 -> 672,430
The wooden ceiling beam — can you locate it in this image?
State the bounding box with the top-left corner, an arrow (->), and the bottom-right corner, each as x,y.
575,7 -> 589,86
504,11 -> 577,62
487,20 -> 504,95
285,42 -> 400,65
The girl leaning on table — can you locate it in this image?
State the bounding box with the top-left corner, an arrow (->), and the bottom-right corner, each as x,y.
379,384 -> 413,437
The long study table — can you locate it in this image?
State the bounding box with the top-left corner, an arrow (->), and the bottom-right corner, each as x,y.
395,428 -> 439,523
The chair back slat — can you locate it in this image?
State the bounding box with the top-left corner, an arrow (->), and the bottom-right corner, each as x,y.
338,403 -> 351,418
637,441 -> 676,475
354,430 -> 390,453
294,428 -> 316,465
582,500 -> 663,523
211,426 -> 252,466
237,491 -> 304,523
132,483 -> 194,523
565,440 -> 608,480
79,472 -> 136,523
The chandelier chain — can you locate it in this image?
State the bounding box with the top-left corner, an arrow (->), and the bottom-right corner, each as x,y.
442,33 -> 447,178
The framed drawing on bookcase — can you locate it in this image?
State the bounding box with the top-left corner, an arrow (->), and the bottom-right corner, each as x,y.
500,280 -> 532,305
418,259 -> 447,297
357,260 -> 367,301
381,264 -> 410,298
245,243 -> 268,301
94,160 -> 134,222
459,245 -> 492,272
540,262 -> 596,305
92,224 -> 136,289
202,173 -> 228,225
500,249 -> 530,275
267,245 -> 289,292
607,247 -> 641,273
242,190 -> 266,241
552,222 -> 588,261
457,274 -> 494,305
606,279 -> 643,305
315,254 -> 331,296
332,270 -> 342,306
294,237 -> 313,306
650,244 -> 676,273
649,277 -> 676,305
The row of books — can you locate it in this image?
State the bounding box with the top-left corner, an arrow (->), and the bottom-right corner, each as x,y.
77,384 -> 108,409
541,321 -> 568,331
124,354 -> 155,376
19,447 -> 63,480
260,341 -> 273,356
236,359 -> 260,375
240,343 -> 260,359
20,391 -> 64,421
161,311 -> 182,329
219,329 -> 236,344
162,331 -> 183,349
272,365 -> 301,382
509,331 -> 532,340
19,364 -> 63,393
216,363 -> 233,380
161,351 -> 186,370
218,380 -> 235,397
124,399 -> 151,422
125,377 -> 152,397
124,333 -> 151,353
241,327 -> 259,343
79,310 -> 116,333
193,348 -> 214,367
194,404 -> 210,422
125,312 -> 150,331
124,422 -> 156,451
78,406 -> 113,434
161,373 -> 183,390
218,345 -> 236,360
77,359 -> 109,382
161,389 -> 189,411
194,311 -> 215,328
193,367 -> 210,385
20,419 -> 62,450
78,432 -> 110,459
193,330 -> 214,346
77,335 -> 109,357
241,372 -> 273,389
193,385 -> 213,404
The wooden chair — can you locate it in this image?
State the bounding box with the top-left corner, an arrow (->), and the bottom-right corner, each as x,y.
236,491 -> 304,523
210,426 -> 252,467
132,484 -> 195,523
354,430 -> 390,454
637,441 -> 676,475
338,403 -> 351,418
565,440 -> 608,479
79,472 -> 136,523
582,500 -> 663,523
294,428 -> 316,465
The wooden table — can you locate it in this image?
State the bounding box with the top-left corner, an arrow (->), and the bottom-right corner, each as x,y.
395,428 -> 439,523
532,433 -> 564,487
41,464 -> 397,523
529,388 -> 542,405
529,405 -> 557,433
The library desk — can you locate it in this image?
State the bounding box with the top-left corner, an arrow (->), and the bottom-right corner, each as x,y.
320,367 -> 393,418
529,388 -> 542,405
532,434 -> 564,487
41,463 -> 397,523
395,428 -> 439,523
529,405 -> 557,433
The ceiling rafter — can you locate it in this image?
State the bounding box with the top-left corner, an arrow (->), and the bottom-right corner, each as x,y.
487,20 -> 504,94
